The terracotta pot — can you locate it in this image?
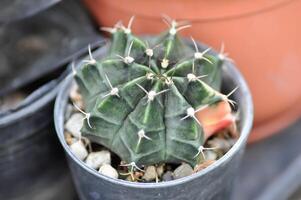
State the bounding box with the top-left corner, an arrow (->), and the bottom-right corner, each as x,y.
83,0 -> 301,142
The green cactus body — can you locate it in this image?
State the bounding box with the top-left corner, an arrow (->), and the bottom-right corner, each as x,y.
75,20 -> 226,166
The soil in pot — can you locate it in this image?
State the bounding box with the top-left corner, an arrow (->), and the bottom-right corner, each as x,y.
62,81 -> 239,182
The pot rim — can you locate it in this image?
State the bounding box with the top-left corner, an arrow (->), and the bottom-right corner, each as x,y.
54,41 -> 253,188
0,69 -> 69,126
0,40 -> 104,127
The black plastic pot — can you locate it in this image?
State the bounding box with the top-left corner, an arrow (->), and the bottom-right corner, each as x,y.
0,0 -> 102,96
255,154 -> 301,200
0,70 -> 76,200
0,0 -> 60,24
232,117 -> 301,200
54,42 -> 253,200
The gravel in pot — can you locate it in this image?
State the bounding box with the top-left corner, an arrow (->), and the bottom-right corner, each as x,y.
55,18 -> 253,200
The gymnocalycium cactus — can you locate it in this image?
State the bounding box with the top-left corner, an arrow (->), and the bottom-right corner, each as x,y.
74,17 -> 236,167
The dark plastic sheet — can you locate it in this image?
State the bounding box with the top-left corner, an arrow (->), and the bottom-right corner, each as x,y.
0,0 -> 102,96
0,0 -> 60,23
233,118 -> 301,200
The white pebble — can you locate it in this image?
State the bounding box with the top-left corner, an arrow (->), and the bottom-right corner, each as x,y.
174,163 -> 193,179
98,164 -> 118,179
70,140 -> 88,160
65,113 -> 83,138
204,151 -> 218,160
64,104 -> 73,120
85,151 -> 111,169
142,166 -> 157,181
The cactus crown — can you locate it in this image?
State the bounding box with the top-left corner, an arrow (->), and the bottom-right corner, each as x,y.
74,17 -> 229,166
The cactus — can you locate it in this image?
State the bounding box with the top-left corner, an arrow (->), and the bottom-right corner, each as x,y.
73,17 -> 235,167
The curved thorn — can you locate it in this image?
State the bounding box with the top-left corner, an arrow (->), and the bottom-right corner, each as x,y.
119,163 -> 131,167
196,79 -> 205,86
102,93 -> 110,99
197,74 -> 209,79
219,43 -> 235,63
73,103 -> 93,129
193,116 -> 202,127
144,135 -> 152,141
176,24 -> 191,32
192,59 -> 195,73
162,18 -> 171,28
135,83 -> 149,95
227,86 -> 239,98
148,57 -> 151,68
194,146 -> 217,159
204,147 -> 218,150
128,40 -> 134,57
115,54 -> 124,59
115,54 -> 125,62
82,60 -> 90,64
73,102 -> 86,115
88,44 -> 93,61
180,115 -> 189,121
202,47 -> 211,55
104,73 -> 113,89
202,56 -> 213,64
115,20 -> 123,28
177,20 -> 191,27
133,163 -> 144,172
145,40 -> 149,48
195,104 -> 209,113
128,16 -> 135,29
120,162 -> 144,172
86,116 -> 93,129
161,14 -> 173,25
194,147 -> 204,158
191,37 -> 199,52
71,61 -> 76,76
228,99 -> 237,107
201,151 -> 206,160
100,27 -> 114,33
155,89 -> 170,96
220,42 -> 225,54
137,137 -> 142,147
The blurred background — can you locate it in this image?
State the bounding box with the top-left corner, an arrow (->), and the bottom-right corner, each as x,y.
0,0 -> 300,199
